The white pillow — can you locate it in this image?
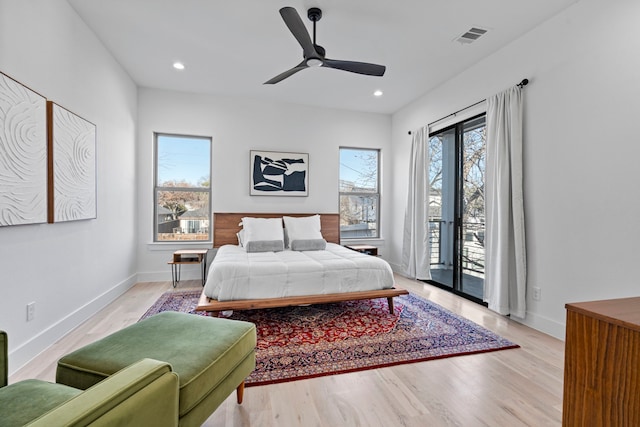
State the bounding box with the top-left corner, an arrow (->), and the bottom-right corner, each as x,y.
241,217 -> 284,244
283,215 -> 323,245
236,229 -> 245,246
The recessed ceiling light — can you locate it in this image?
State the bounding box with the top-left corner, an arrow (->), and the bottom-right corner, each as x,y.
373,90 -> 383,97
173,62 -> 185,70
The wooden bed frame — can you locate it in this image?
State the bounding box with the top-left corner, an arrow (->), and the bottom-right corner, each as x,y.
195,212 -> 408,316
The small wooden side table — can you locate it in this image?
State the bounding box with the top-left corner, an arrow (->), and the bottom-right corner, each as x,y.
344,244 -> 378,256
168,249 -> 208,288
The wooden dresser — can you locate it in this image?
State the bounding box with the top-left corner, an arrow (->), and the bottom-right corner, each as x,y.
563,297 -> 640,426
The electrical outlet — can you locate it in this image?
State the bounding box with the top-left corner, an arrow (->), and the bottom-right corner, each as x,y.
26,302 -> 35,322
532,287 -> 541,301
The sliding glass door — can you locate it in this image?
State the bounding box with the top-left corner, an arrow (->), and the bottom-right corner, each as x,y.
428,115 -> 486,302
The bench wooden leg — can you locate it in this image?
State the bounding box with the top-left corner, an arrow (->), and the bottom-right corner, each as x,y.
236,381 -> 245,404
387,297 -> 395,315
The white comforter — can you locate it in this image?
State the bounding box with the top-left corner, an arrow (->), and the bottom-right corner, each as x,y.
203,243 -> 394,301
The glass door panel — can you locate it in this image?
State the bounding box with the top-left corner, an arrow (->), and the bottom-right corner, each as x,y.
428,128 -> 455,288
459,116 -> 485,300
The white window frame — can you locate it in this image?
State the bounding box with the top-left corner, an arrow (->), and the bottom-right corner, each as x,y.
153,133 -> 212,243
339,147 -> 381,240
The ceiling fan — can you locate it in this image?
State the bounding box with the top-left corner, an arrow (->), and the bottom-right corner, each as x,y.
264,6 -> 386,84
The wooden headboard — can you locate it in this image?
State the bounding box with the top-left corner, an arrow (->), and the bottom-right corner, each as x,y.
213,213 -> 340,247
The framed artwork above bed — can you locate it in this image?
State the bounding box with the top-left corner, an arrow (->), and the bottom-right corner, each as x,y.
250,150 -> 308,196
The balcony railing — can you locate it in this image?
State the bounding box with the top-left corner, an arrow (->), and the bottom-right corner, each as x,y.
429,220 -> 485,276
429,220 -> 443,265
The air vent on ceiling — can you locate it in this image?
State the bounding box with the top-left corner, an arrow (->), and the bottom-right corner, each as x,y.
455,27 -> 489,44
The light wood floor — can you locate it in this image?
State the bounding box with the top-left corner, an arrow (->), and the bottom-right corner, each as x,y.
10,275 -> 565,426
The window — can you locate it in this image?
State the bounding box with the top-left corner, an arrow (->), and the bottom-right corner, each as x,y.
154,133 -> 211,242
339,148 -> 380,239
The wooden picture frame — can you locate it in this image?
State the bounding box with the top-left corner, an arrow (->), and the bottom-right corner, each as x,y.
0,72 -> 48,227
47,101 -> 97,223
250,150 -> 308,196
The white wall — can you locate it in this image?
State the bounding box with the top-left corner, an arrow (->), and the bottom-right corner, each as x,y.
136,89 -> 392,281
0,0 -> 138,373
390,0 -> 640,338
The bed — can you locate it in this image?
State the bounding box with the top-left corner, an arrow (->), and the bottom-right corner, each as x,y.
195,213 -> 408,316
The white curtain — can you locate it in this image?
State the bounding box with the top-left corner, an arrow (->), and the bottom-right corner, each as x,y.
485,86 -> 527,318
401,126 -> 431,280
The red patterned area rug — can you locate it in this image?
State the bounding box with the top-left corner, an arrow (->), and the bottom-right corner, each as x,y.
140,290 -> 519,387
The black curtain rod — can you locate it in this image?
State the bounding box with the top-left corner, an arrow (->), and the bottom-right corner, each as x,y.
408,78 -> 529,135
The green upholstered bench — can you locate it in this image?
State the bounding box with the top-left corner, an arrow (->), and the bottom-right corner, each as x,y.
56,311 -> 256,427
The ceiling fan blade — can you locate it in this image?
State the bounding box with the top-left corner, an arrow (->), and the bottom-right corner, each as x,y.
264,61 -> 308,84
323,59 -> 386,77
279,7 -> 317,59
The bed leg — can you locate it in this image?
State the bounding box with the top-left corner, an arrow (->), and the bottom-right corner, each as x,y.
387,297 -> 395,315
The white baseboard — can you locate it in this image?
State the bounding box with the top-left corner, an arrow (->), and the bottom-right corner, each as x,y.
8,274 -> 138,376
516,310 -> 566,341
388,261 -> 403,274
137,268 -> 202,283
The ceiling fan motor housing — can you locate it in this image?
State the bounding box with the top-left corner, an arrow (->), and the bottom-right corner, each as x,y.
307,7 -> 322,22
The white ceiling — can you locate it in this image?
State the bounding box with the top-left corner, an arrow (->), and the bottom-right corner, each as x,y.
67,0 -> 577,114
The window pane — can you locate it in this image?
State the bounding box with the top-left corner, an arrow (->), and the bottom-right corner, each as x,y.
156,190 -> 209,241
154,133 -> 211,242
461,118 -> 486,286
339,147 -> 380,239
428,135 -> 444,266
339,195 -> 378,238
157,135 -> 210,188
339,148 -> 378,193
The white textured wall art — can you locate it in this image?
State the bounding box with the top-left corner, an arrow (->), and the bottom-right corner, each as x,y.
0,72 -> 48,227
48,102 -> 96,223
